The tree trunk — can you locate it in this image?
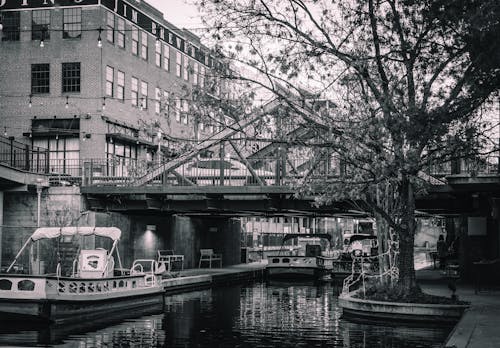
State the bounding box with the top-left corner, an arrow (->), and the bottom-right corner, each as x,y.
396,177 -> 419,294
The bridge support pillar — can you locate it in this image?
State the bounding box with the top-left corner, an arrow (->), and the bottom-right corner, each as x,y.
0,191 -> 3,267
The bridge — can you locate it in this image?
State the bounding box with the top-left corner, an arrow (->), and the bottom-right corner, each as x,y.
1,94 -> 499,216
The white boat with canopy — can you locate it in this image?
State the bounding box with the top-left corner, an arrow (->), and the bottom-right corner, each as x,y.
0,227 -> 165,323
266,233 -> 333,279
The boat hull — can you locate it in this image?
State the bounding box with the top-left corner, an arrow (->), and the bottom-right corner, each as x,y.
0,274 -> 164,324
0,289 -> 164,324
266,266 -> 319,279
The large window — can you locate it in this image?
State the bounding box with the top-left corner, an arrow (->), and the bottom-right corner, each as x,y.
63,8 -> 81,39
200,66 -> 205,88
106,140 -> 137,177
140,31 -> 148,60
31,64 -> 50,94
62,62 -> 81,93
183,55 -> 189,81
193,63 -> 199,85
155,41 -> 162,67
131,77 -> 138,107
176,52 -> 182,78
117,18 -> 125,48
105,66 -> 114,97
32,10 -> 50,41
34,137 -> 80,176
141,81 -> 148,109
117,70 -> 125,101
132,27 -> 139,55
1,11 -> 20,41
175,99 -> 181,122
163,44 -> 170,71
106,12 -> 114,43
155,87 -> 161,114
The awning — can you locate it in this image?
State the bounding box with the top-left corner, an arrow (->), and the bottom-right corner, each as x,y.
30,226 -> 121,241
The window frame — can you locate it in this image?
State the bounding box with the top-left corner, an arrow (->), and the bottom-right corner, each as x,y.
63,8 -> 82,39
61,62 -> 81,93
31,63 -> 50,94
131,27 -> 139,56
117,70 -> 125,101
131,77 -> 139,107
105,66 -> 114,97
140,31 -> 148,60
117,18 -> 125,48
176,51 -> 182,78
32,10 -> 51,41
141,81 -> 148,109
106,11 -> 115,43
163,44 -> 170,72
1,11 -> 20,41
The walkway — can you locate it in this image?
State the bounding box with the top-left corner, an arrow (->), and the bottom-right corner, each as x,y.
417,268 -> 500,348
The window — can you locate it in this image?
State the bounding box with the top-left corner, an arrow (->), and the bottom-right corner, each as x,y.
163,90 -> 169,115
155,42 -> 162,67
106,12 -> 114,43
182,100 -> 188,124
31,64 -> 50,94
175,99 -> 181,122
176,51 -> 182,77
141,81 -> 148,109
117,18 -> 125,48
193,63 -> 199,85
155,87 -> 161,114
140,31 -> 148,60
1,11 -> 20,41
183,55 -> 189,81
200,66 -> 205,88
132,27 -> 139,55
163,44 -> 170,71
34,137 -> 80,176
105,66 -> 114,97
106,139 -> 137,177
62,62 -> 81,93
32,10 -> 50,41
63,8 -> 81,39
117,71 -> 125,101
131,77 -> 138,107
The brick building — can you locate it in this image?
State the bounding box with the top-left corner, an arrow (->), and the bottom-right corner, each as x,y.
0,0 -> 226,179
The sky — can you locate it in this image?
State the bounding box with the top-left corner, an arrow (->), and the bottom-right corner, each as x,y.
145,0 -> 204,31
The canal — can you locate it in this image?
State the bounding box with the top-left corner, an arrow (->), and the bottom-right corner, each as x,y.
0,281 -> 453,347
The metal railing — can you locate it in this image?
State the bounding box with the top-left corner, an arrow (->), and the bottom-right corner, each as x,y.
0,136 -> 49,173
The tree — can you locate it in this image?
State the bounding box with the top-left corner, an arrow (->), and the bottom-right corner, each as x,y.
195,0 -> 500,295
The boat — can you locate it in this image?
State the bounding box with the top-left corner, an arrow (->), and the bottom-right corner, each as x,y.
266,233 -> 333,279
0,226 -> 165,324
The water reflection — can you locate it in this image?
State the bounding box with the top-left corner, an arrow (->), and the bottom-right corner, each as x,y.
0,282 -> 452,347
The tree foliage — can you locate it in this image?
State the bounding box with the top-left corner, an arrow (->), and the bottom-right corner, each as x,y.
195,0 -> 500,293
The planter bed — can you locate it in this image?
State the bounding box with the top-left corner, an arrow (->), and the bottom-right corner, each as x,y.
338,292 -> 469,323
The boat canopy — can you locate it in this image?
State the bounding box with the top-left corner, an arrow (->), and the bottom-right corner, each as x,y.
282,233 -> 332,243
30,227 -> 121,242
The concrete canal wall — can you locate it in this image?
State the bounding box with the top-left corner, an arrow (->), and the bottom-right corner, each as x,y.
1,187 -> 242,271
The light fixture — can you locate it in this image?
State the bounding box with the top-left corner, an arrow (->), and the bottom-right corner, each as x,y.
3,127 -> 7,137
40,27 -> 46,48
102,97 -> 106,110
97,27 -> 103,48
65,96 -> 69,109
28,94 -> 32,108
140,98 -> 144,110
55,134 -> 59,140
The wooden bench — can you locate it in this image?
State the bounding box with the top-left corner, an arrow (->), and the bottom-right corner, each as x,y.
157,250 -> 184,271
198,249 -> 222,268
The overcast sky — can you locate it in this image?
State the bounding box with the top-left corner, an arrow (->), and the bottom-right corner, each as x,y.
145,0 -> 204,30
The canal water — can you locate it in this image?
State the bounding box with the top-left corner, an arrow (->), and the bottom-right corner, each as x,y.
0,281 -> 453,347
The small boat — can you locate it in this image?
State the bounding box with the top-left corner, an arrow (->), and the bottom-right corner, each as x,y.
266,233 -> 333,279
0,226 -> 165,324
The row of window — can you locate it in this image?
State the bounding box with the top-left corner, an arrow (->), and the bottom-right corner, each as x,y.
4,9 -> 218,94
2,9 -> 82,41
31,63 -> 80,94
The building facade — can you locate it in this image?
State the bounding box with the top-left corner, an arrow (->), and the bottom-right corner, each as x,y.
0,0 -> 225,180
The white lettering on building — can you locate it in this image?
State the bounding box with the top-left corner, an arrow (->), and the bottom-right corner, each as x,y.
131,9 -> 138,23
